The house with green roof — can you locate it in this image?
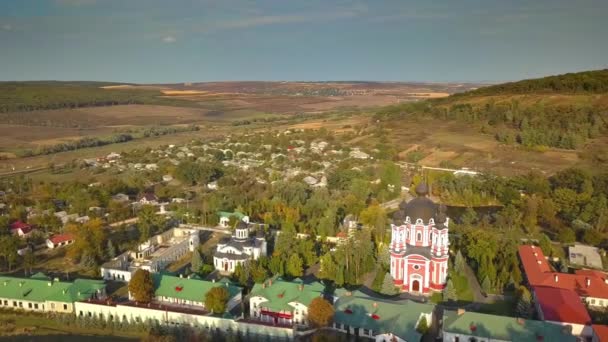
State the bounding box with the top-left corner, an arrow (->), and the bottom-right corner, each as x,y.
137,274 -> 242,313
249,277 -> 325,326
332,290 -> 434,342
0,274 -> 106,314
442,309 -> 577,342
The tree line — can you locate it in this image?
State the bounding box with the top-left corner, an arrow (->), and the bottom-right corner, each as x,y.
0,81 -> 195,113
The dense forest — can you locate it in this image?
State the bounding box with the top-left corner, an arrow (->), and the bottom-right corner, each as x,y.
0,81 -> 192,113
459,69 -> 608,96
376,70 -> 608,149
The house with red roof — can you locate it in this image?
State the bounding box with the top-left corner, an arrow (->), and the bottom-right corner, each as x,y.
593,325 -> 608,342
10,220 -> 34,237
46,233 -> 76,249
518,245 -> 608,308
533,286 -> 593,338
138,192 -> 158,205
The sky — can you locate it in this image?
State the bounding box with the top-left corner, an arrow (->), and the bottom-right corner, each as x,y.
0,0 -> 607,83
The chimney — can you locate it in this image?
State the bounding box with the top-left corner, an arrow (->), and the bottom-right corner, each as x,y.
212,279 -> 216,283
586,278 -> 591,287
554,274 -> 558,283
516,317 -> 525,325
269,280 -> 273,286
533,252 -> 538,257
298,284 -> 303,291
179,274 -> 183,278
531,245 -> 535,249
457,308 -> 466,316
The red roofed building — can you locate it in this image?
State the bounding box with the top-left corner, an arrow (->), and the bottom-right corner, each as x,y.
10,220 -> 34,237
518,245 -> 608,308
593,325 -> 608,342
534,286 -> 593,338
46,233 -> 76,249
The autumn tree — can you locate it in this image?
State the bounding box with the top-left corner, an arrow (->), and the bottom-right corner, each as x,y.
128,269 -> 154,303
66,218 -> 107,265
307,297 -> 334,328
205,286 -> 229,314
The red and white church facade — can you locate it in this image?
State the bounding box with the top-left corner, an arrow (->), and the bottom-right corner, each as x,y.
389,183 -> 449,295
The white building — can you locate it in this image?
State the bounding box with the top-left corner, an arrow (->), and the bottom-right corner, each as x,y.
213,220 -> 266,274
101,227 -> 199,282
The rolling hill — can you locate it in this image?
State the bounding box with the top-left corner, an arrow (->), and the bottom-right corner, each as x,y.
377,69 -> 608,151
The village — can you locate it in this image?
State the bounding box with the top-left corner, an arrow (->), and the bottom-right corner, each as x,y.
0,126 -> 605,341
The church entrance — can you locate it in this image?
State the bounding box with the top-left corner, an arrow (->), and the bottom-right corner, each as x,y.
224,262 -> 228,272
411,279 -> 420,293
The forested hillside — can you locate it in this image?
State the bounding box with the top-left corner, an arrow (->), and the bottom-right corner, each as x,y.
0,81 -> 190,113
376,70 -> 608,150
459,69 -> 608,96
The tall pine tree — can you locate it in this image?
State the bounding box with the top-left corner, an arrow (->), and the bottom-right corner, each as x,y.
443,279 -> 457,302
380,273 -> 398,295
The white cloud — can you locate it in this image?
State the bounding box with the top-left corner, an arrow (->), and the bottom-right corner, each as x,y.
162,35 -> 176,43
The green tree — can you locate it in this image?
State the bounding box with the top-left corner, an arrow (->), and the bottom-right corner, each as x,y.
538,234 -> 552,257
380,273 -> 398,295
443,279 -> 457,302
307,297 -> 335,328
23,249 -> 35,275
359,204 -> 388,244
286,254 -> 303,278
319,253 -> 337,281
515,286 -> 533,318
137,205 -> 162,242
582,229 -> 602,246
106,239 -> 116,259
128,269 -> 154,303
204,286 -> 229,314
190,249 -> 203,274
558,227 -> 576,243
416,315 -> 429,334
0,235 -> 20,271
269,255 -> 285,276
335,265 -> 345,287
481,276 -> 492,294
454,250 -> 465,274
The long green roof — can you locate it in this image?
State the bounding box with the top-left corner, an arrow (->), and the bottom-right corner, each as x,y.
333,290 -> 434,342
249,277 -> 324,312
217,211 -> 246,219
153,274 -> 242,303
443,310 -> 576,342
0,275 -> 105,303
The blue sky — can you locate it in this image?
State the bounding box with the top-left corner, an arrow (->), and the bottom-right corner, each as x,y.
0,0 -> 607,83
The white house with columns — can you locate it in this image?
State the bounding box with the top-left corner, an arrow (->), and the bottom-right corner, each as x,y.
101,227 -> 199,282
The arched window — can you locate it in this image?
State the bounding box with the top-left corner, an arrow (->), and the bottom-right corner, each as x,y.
417,232 -> 422,242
